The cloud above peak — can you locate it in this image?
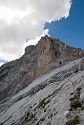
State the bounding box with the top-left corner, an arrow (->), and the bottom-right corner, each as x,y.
0,0 -> 72,62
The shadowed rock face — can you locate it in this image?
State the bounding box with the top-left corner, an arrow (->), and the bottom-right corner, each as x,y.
0,35 -> 84,102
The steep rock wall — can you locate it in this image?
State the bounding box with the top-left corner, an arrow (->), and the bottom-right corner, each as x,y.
0,35 -> 84,102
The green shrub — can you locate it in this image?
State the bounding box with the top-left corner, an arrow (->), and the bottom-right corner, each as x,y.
66,119 -> 80,125
69,97 -> 76,101
37,98 -> 50,109
76,87 -> 81,91
77,91 -> 80,96
70,100 -> 82,108
21,112 -> 35,124
38,99 -> 46,109
75,91 -> 81,99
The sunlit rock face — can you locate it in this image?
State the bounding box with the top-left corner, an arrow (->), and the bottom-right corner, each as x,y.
25,35 -> 84,81
0,35 -> 84,103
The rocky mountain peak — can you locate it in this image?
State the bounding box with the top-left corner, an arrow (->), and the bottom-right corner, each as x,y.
0,36 -> 84,102
25,35 -> 84,61
25,45 -> 36,54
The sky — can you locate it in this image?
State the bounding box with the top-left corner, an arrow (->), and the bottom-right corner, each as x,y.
45,0 -> 84,50
0,0 -> 84,66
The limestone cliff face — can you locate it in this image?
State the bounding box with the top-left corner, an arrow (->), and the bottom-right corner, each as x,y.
0,35 -> 84,102
31,36 -> 54,78
26,36 -> 53,82
27,36 -> 84,80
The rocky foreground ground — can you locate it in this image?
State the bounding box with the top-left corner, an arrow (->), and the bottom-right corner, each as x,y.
0,57 -> 84,125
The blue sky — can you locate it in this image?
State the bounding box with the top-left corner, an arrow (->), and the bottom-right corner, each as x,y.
45,0 -> 84,50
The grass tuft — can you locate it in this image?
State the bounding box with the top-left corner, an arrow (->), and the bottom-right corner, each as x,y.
66,119 -> 80,125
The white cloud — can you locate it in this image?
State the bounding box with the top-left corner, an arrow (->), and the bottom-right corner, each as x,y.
0,0 -> 72,61
24,29 -> 49,47
0,62 -> 4,67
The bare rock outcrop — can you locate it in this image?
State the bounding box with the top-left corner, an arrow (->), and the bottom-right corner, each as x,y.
0,35 -> 84,102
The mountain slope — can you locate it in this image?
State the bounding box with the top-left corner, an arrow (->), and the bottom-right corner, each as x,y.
0,35 -> 84,102
0,57 -> 84,125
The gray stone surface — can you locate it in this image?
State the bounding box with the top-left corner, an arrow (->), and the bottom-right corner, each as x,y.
0,57 -> 84,125
0,35 -> 84,103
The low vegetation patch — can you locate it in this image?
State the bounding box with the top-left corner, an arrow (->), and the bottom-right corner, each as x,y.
69,87 -> 82,109
76,87 -> 81,92
34,89 -> 59,111
66,87 -> 83,125
69,97 -> 76,101
70,100 -> 82,108
75,87 -> 81,98
66,118 -> 80,125
38,98 -> 50,109
21,112 -> 36,124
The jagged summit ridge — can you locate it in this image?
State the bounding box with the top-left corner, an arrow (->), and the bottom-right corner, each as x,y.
25,35 -> 84,60
0,35 -> 84,102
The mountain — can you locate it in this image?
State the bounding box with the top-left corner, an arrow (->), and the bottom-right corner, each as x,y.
0,36 -> 84,125
0,35 -> 84,102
